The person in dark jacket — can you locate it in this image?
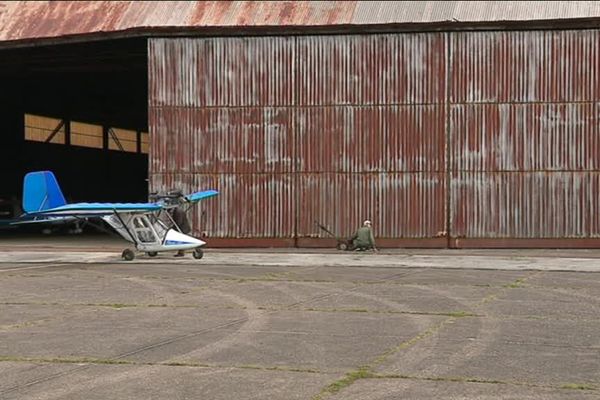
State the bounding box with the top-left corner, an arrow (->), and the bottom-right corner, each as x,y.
170,205 -> 191,257
171,206 -> 191,234
350,220 -> 378,252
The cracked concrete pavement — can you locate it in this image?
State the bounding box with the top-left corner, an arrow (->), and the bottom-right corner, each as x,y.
1,235 -> 599,399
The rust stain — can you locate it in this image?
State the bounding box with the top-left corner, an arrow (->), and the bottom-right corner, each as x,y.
149,30 -> 600,246
452,172 -> 600,238
297,173 -> 446,239
450,30 -> 600,103
278,2 -> 296,25
148,34 -> 448,241
450,29 -> 600,240
3,1 -> 130,41
451,103 -> 600,172
5,2 -> 600,43
324,1 -> 357,25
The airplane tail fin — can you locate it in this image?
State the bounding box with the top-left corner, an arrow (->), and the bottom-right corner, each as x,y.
22,171 -> 67,213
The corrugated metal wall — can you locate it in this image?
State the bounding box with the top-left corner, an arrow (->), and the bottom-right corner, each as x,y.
450,30 -> 600,245
149,37 -> 297,241
148,34 -> 447,245
294,34 -> 447,244
149,29 -> 600,247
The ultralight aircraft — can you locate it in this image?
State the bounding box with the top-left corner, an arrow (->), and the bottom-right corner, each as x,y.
19,171 -> 218,261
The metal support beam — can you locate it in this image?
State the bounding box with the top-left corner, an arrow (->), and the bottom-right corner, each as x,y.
108,127 -> 124,151
102,126 -> 109,150
44,120 -> 65,143
136,130 -> 141,153
64,118 -> 70,146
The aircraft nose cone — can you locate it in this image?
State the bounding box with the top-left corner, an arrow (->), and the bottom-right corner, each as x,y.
165,229 -> 206,247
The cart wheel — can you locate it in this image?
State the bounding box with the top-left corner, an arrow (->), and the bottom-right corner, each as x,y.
122,249 -> 135,261
338,242 -> 348,251
146,251 -> 158,257
192,248 -> 204,260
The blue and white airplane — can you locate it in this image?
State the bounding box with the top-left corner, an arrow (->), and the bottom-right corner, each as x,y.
20,171 -> 218,261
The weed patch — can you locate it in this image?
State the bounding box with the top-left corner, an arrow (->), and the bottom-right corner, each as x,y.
561,383 -> 596,390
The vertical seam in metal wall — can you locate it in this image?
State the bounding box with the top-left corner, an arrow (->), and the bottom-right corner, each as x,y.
445,31 -> 453,248
146,38 -> 152,193
293,35 -> 299,247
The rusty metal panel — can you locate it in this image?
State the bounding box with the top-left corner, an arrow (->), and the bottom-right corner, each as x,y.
6,2 -> 600,44
451,103 -> 600,172
149,34 -> 449,243
352,1 -> 600,24
452,172 -> 600,238
297,105 -> 446,172
450,29 -> 600,242
296,33 -> 446,106
293,33 -> 447,241
189,1 -> 357,26
0,1 -> 131,42
149,37 -> 295,107
150,172 -> 295,238
451,30 -> 600,103
298,173 -> 446,238
149,36 -> 298,240
0,1 -> 352,43
117,1 -> 197,27
150,106 -> 294,174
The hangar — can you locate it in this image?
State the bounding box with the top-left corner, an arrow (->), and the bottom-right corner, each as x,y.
0,38 -> 148,204
2,1 -> 600,248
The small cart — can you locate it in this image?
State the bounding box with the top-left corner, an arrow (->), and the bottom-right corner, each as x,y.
315,221 -> 353,251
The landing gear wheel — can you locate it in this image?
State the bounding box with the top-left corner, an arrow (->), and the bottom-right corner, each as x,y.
122,249 -> 135,261
146,251 -> 158,258
337,242 -> 348,251
192,248 -> 204,260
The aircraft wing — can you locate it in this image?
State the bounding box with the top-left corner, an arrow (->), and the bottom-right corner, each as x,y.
25,202 -> 162,217
10,215 -> 78,225
185,190 -> 219,203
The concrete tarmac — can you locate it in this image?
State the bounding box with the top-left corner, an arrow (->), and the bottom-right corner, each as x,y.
1,236 -> 599,399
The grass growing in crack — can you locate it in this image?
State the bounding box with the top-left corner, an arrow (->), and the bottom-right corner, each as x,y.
313,367 -> 374,399
100,303 -> 135,309
372,318 -> 451,366
561,383 -> 597,390
90,303 -> 179,309
444,311 -> 475,318
374,373 -> 507,385
427,376 -> 505,385
0,357 -> 322,376
479,293 -> 498,305
162,361 -> 210,368
504,278 -> 526,289
293,307 -> 478,317
236,364 -> 322,374
0,356 -> 134,365
261,273 -> 285,280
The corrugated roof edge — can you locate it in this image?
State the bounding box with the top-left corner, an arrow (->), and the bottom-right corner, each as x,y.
2,17 -> 600,50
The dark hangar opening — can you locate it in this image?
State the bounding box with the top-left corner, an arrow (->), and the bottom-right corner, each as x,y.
0,38 -> 148,221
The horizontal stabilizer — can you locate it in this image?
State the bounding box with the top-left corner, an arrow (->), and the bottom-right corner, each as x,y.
185,190 -> 219,203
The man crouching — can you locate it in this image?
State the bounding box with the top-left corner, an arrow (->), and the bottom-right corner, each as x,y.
350,220 -> 378,252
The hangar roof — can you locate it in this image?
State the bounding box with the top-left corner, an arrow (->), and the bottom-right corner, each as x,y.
2,1 -> 600,47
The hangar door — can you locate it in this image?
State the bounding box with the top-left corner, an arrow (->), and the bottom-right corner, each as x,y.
148,35 -> 447,247
0,38 -> 149,215
449,30 -> 600,248
148,31 -> 600,248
